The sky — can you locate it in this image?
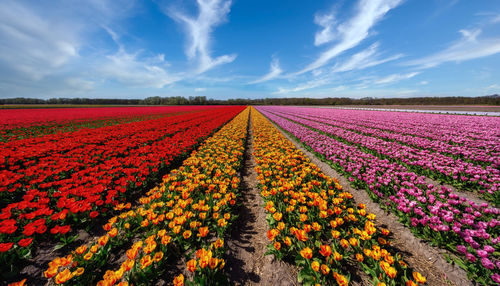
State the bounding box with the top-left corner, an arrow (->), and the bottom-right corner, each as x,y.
0,0 -> 499,100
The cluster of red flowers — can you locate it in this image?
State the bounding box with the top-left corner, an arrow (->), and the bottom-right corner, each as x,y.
40,107 -> 249,286
0,106 -> 245,260
0,106 -> 217,129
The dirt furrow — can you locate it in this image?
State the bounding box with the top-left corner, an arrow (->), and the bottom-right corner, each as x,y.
269,120 -> 473,286
225,111 -> 298,286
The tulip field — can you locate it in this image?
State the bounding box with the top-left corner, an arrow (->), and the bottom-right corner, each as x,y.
0,105 -> 498,285
256,106 -> 499,285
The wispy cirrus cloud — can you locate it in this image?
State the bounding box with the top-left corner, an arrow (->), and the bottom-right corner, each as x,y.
100,49 -> 180,88
274,77 -> 332,95
332,42 -> 403,72
100,28 -> 180,88
274,70 -> 418,95
249,57 -> 283,84
314,12 -> 337,46
404,28 -> 500,68
493,14 -> 500,24
371,71 -> 419,84
297,0 -> 403,74
0,0 -> 80,80
165,0 -> 236,74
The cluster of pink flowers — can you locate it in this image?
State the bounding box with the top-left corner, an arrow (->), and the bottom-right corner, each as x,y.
265,107 -> 499,203
257,106 -> 499,285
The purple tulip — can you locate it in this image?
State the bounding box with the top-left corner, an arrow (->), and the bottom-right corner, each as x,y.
476,249 -> 489,258
492,273 -> 500,283
457,245 -> 467,254
481,257 -> 495,270
465,252 -> 476,262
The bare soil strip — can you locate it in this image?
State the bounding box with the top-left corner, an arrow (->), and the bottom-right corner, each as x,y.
269,120 -> 473,286
225,112 -> 298,286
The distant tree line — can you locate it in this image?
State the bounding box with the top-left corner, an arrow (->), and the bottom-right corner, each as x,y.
1,94 -> 499,106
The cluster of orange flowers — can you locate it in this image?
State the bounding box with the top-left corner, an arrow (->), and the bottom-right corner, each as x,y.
251,108 -> 426,286
39,107 -> 249,285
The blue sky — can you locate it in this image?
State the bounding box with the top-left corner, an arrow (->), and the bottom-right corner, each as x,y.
0,0 -> 499,99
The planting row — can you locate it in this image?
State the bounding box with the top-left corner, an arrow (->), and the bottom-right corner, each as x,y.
257,107 -> 499,285
0,106 -> 221,142
0,107 -> 213,175
307,108 -> 500,152
0,109 -> 193,143
264,107 -> 499,204
9,107 -> 251,286
274,107 -> 499,167
251,108 -> 425,286
0,106 -> 245,275
0,106 -> 219,129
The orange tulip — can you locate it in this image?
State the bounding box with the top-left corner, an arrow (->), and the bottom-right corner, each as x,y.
412,272 -> 426,284
319,245 -> 332,257
173,274 -> 184,286
321,264 -> 330,275
300,247 -> 313,260
187,259 -> 197,272
333,251 -> 343,261
311,261 -> 320,272
140,255 -> 152,269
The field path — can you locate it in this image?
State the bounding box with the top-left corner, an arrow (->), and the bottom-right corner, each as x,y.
268,119 -> 473,286
225,111 -> 298,286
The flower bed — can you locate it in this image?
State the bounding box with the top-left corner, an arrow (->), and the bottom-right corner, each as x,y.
252,108 -> 423,286
257,107 -> 499,285
38,107 -> 249,286
0,106 -> 245,280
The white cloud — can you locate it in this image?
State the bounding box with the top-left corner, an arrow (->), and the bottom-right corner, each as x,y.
372,72 -> 419,84
405,28 -> 500,68
100,48 -> 180,88
314,13 -> 337,46
297,0 -> 403,74
274,77 -> 331,95
0,1 -> 80,80
65,78 -> 94,91
493,14 -> 500,23
249,57 -> 283,84
194,87 -> 206,92
332,42 -> 403,72
166,0 -> 237,74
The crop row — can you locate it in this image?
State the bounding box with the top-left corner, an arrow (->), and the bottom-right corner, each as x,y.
0,107 -> 214,171
8,107 -> 252,286
0,108 -> 201,143
0,106 -> 245,277
257,107 -> 499,285
274,107 -> 499,167
251,108 -> 425,286
0,106 -> 218,129
264,107 -> 499,203
305,108 -> 500,152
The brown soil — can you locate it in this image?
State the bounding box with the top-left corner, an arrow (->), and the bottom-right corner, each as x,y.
271,121 -> 473,286
337,105 -> 500,112
14,224 -> 107,286
225,112 -> 298,286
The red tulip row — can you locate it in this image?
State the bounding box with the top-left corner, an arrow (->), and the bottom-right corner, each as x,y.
0,106 -> 245,266
0,106 -> 219,143
37,107 -> 250,286
0,108 -> 211,175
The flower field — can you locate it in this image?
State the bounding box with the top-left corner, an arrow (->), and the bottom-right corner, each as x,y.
1,105 -> 498,285
257,106 -> 499,285
251,109 -> 423,286
0,105 -> 245,282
